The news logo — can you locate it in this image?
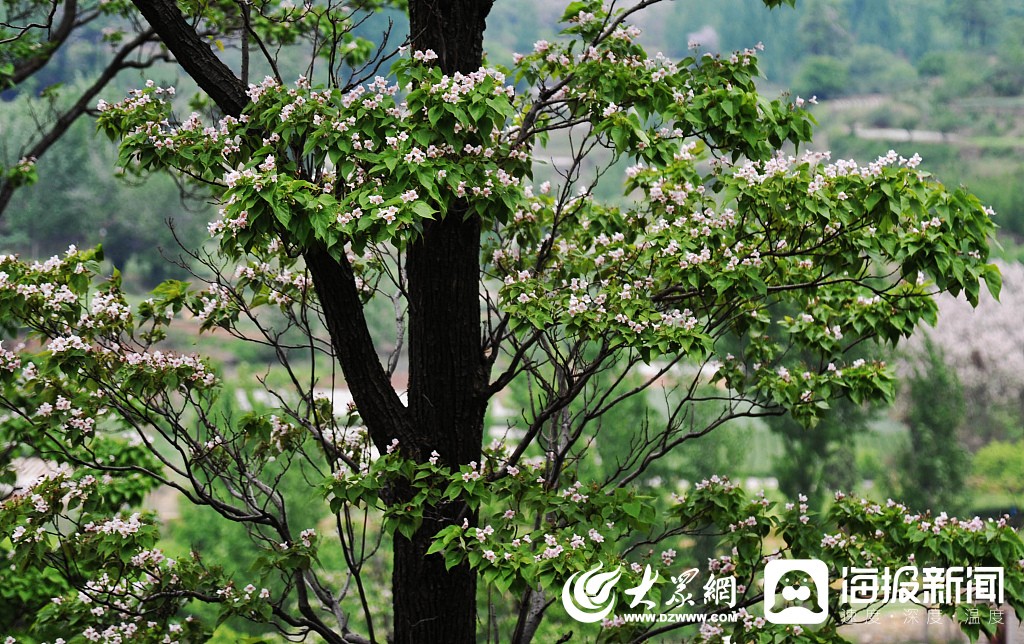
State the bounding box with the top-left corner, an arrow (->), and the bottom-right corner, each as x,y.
764,559 -> 829,625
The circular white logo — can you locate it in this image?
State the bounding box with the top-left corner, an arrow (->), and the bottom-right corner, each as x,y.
561,563 -> 623,623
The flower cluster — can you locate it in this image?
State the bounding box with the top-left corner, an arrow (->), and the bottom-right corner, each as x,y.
84,512 -> 144,538
121,350 -> 217,388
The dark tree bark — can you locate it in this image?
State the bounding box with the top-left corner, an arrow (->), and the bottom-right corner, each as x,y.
130,1 -> 496,641
129,0 -> 249,117
395,213 -> 489,643
304,245 -> 414,452
394,3 -> 494,642
407,0 -> 493,76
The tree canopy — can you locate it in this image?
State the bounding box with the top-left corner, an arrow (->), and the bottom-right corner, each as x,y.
0,1 -> 1020,642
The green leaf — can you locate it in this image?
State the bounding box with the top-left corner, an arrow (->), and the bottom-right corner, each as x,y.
561,1 -> 589,22
468,100 -> 486,122
444,549 -> 463,571
411,201 -> 436,219
426,540 -> 447,556
982,263 -> 1002,301
271,200 -> 292,226
428,105 -> 444,127
494,572 -> 514,594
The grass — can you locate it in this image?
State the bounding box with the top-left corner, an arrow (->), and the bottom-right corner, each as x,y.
963,136 -> 1024,151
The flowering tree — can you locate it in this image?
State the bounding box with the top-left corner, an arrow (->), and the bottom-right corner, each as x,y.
912,260 -> 1024,447
1,1 -> 1022,643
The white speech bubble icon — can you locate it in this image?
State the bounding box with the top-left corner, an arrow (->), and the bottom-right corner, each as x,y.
764,558 -> 829,625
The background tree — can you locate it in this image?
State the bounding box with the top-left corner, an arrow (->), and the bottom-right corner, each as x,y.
947,0 -> 1003,47
796,0 -> 851,57
918,260 -> 1024,449
792,55 -> 850,99
897,340 -> 970,514
1,1 -> 1022,643
0,0 -> 172,213
767,396 -> 870,513
972,439 -> 1024,509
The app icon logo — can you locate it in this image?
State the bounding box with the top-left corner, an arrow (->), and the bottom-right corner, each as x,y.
562,563 -> 622,623
764,559 -> 829,625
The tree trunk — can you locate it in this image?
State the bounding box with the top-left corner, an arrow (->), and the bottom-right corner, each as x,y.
394,211 -> 488,643
392,494 -> 480,643
132,0 -> 497,639
392,2 -> 494,642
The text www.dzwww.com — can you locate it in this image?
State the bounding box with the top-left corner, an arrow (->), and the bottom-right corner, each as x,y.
618,612 -> 741,623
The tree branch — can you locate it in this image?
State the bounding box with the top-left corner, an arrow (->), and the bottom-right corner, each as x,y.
129,0 -> 249,116
5,0 -> 80,86
304,244 -> 412,451
0,27 -> 161,216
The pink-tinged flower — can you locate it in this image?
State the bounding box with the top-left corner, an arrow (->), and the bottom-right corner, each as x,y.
412,49 -> 438,62
475,525 -> 494,542
483,549 -> 496,562
542,545 -> 563,559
